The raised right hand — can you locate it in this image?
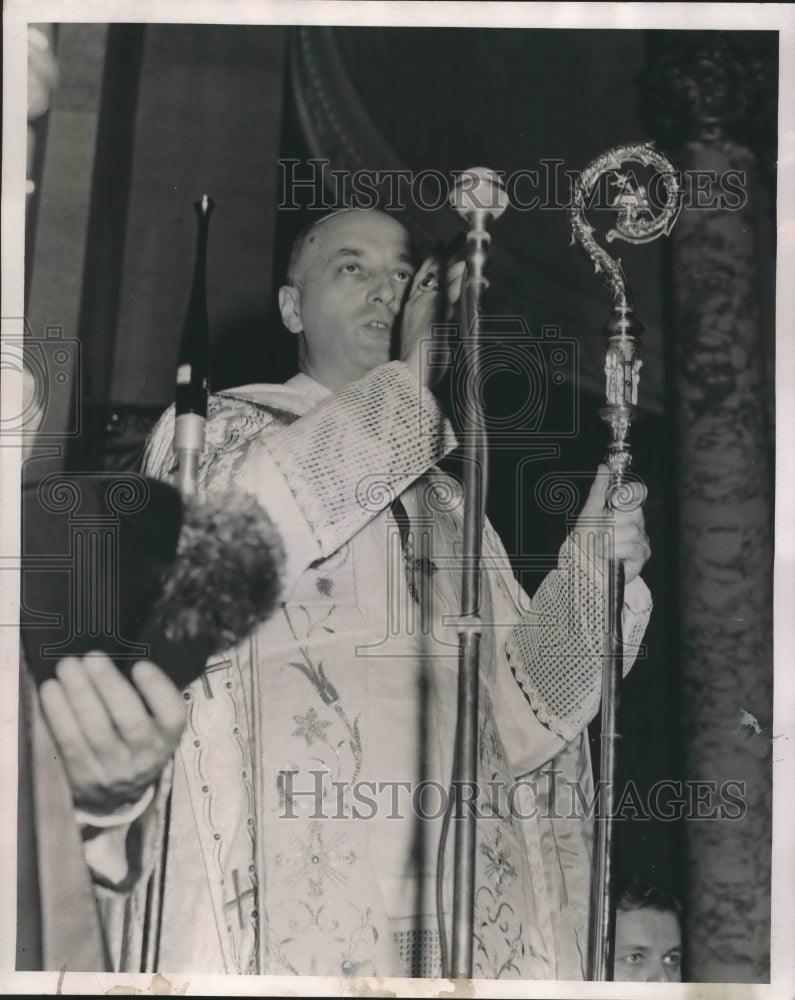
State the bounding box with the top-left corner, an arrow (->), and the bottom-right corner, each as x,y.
399,254 -> 466,387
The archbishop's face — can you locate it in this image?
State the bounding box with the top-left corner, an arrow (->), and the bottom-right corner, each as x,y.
281,210 -> 416,391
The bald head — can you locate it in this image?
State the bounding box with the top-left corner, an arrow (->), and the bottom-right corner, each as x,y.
278,209 -> 417,391
286,209 -> 416,288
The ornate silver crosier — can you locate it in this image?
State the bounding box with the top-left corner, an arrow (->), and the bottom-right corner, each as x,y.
568,143 -> 681,982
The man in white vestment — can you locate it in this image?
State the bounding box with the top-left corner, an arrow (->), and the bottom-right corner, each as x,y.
40,208 -> 652,979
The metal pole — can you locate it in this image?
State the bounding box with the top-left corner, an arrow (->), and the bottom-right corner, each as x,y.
174,194 -> 213,497
447,168 -> 509,979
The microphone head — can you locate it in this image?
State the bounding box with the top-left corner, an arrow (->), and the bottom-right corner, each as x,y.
20,474 -> 285,691
194,193 -> 215,217
450,166 -> 510,222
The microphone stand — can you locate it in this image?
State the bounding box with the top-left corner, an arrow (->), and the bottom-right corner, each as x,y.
447,168 -> 509,980
567,144 -> 680,981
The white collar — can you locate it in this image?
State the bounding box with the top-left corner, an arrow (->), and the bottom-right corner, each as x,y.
220,372 -> 333,414
283,371 -> 334,402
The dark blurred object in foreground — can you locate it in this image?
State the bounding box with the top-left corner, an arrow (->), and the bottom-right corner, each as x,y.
20,473 -> 284,691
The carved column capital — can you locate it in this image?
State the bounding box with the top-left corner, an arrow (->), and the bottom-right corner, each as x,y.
637,30 -> 777,182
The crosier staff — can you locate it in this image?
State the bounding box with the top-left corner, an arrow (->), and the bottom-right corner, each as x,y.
568,143 -> 680,981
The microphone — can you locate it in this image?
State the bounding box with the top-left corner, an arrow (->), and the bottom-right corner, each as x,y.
20,474 -> 285,691
449,166 -> 510,224
441,166 -> 510,979
448,167 -> 510,308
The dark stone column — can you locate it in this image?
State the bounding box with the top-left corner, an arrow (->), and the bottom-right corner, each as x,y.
639,31 -> 777,982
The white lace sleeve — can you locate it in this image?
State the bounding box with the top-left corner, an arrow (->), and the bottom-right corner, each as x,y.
505,532 -> 652,743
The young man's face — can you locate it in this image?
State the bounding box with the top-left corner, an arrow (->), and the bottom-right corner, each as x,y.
278,210 -> 416,391
613,907 -> 682,982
